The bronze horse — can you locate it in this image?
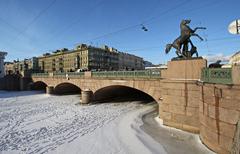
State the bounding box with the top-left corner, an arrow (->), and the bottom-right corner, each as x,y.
165,19 -> 206,58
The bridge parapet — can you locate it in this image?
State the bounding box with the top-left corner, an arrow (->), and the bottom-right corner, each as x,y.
32,70 -> 161,79
32,73 -> 49,78
201,65 -> 240,85
201,68 -> 233,84
54,72 -> 84,78
92,70 -> 161,78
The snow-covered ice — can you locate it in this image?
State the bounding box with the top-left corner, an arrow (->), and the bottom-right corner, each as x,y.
0,91 -> 166,154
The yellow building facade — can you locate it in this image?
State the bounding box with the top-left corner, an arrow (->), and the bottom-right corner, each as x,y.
5,44 -> 144,74
38,44 -> 120,73
229,51 -> 240,65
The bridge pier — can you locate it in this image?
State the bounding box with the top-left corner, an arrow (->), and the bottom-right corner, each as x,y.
81,89 -> 93,104
46,86 -> 54,94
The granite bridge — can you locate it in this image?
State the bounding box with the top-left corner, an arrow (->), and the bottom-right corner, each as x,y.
30,59 -> 239,154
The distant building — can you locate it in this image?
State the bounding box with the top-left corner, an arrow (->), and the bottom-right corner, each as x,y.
38,45 -> 118,72
88,45 -> 119,71
38,44 -> 144,73
143,60 -> 154,68
229,51 -> 240,65
4,62 -> 14,75
5,44 -> 145,73
221,51 -> 240,68
0,51 -> 7,78
118,52 -> 144,70
4,57 -> 38,75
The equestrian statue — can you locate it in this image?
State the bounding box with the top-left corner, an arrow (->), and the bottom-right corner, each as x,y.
165,19 -> 206,59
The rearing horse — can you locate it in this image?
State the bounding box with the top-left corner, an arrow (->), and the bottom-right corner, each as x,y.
180,19 -> 206,56
165,19 -> 206,58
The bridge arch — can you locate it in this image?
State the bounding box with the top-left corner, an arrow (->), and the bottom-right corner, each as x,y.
54,82 -> 81,95
93,85 -> 156,103
30,81 -> 48,91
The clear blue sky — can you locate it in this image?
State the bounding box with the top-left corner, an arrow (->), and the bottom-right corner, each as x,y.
0,0 -> 239,64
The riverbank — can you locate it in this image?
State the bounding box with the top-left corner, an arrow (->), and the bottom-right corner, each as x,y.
141,105 -> 215,154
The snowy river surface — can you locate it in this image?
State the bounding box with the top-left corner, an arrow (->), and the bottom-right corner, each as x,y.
0,91 -> 166,154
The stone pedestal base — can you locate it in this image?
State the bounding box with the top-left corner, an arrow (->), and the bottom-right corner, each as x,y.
159,80 -> 201,134
161,58 -> 207,80
232,65 -> 240,84
159,59 -> 207,134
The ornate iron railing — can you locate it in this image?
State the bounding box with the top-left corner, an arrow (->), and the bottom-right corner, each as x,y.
92,70 -> 161,78
31,73 -> 49,77
201,68 -> 233,84
53,72 -> 84,78
31,70 -> 161,79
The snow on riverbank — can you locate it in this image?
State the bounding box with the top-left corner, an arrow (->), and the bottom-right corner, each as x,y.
0,91 -> 165,154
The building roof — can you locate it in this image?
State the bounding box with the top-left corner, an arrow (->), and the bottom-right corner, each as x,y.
38,45 -> 121,59
231,51 -> 240,57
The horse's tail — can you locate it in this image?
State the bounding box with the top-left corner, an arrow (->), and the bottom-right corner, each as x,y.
165,44 -> 172,54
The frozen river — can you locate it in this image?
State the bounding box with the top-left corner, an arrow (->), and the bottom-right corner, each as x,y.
0,91 -> 214,154
0,91 -> 166,154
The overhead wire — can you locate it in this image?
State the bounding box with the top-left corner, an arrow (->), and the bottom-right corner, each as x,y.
47,0 -> 227,54
0,17 -> 23,34
43,0 -> 109,46
4,0 -> 110,54
141,0 -> 190,24
80,0 -> 190,44
79,0 -> 227,55
1,0 -> 57,54
206,36 -> 239,42
12,0 -> 57,42
37,0 -> 190,50
7,0 -> 236,59
11,0 -> 221,52
122,46 -> 160,52
81,0 -> 222,44
42,0 -> 190,47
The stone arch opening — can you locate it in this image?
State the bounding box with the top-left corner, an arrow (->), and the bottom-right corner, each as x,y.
54,82 -> 81,95
31,81 -> 47,91
93,85 -> 155,103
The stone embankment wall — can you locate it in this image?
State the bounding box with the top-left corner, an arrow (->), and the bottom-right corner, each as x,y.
0,75 -> 21,90
0,78 -> 4,90
159,59 -> 206,133
0,75 -> 32,91
159,81 -> 240,154
199,83 -> 240,154
159,59 -> 240,153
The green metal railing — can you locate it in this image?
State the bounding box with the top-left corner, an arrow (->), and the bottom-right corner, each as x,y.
31,73 -> 49,77
53,72 -> 84,78
31,70 -> 161,79
92,70 -> 161,78
201,68 -> 233,84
